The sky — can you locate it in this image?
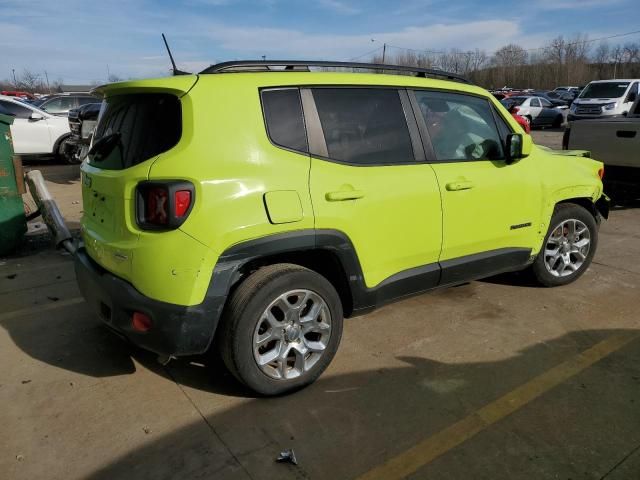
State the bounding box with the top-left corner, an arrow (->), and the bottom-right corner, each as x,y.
0,0 -> 638,84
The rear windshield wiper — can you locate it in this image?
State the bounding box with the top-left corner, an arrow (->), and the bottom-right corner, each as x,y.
89,132 -> 122,164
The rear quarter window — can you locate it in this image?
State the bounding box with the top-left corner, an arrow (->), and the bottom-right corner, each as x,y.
89,93 -> 181,170
261,88 -> 308,153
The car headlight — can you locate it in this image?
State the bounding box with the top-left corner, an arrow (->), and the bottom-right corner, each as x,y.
603,102 -> 617,111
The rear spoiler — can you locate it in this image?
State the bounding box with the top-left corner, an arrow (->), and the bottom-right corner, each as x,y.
91,75 -> 198,98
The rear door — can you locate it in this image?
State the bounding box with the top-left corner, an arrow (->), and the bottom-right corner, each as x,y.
528,97 -> 543,122
411,90 -> 540,283
80,92 -> 183,280
306,87 -> 442,289
0,99 -> 51,154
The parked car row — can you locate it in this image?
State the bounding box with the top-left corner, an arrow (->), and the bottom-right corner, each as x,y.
0,91 -> 101,162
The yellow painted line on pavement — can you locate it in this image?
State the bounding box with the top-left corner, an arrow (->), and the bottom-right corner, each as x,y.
357,332 -> 639,480
0,297 -> 85,322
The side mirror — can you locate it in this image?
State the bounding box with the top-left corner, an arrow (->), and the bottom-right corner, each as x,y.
627,92 -> 637,104
505,133 -> 525,164
29,112 -> 45,122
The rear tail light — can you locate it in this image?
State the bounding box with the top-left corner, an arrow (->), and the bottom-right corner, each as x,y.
132,312 -> 152,332
136,181 -> 194,230
598,167 -> 605,180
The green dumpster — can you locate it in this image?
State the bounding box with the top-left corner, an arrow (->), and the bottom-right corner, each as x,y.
0,112 -> 27,256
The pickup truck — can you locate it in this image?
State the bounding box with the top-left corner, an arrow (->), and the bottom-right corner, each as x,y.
564,96 -> 640,202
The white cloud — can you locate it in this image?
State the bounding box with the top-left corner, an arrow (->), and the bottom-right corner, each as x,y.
197,20 -> 523,59
534,0 -> 624,9
318,0 -> 360,15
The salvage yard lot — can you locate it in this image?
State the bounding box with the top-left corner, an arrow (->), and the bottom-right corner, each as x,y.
1,130 -> 639,479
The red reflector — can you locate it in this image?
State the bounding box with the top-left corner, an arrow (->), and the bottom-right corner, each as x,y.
174,190 -> 192,217
146,187 -> 169,225
132,312 -> 152,332
598,167 -> 605,180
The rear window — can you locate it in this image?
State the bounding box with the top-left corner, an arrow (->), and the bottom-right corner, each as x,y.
501,97 -> 526,107
89,93 -> 181,170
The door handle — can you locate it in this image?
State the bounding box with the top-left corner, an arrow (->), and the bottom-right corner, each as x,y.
616,130 -> 636,138
325,190 -> 365,201
445,181 -> 475,191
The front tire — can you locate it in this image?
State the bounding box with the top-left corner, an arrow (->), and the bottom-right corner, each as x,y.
532,203 -> 598,287
217,264 -> 343,396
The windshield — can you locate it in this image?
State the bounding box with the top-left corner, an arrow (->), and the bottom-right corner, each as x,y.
579,82 -> 630,99
88,93 -> 181,170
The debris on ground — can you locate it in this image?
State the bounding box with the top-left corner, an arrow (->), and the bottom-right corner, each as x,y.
6,273 -> 17,279
143,426 -> 152,434
21,380 -> 31,384
276,449 -> 298,465
16,455 -> 24,462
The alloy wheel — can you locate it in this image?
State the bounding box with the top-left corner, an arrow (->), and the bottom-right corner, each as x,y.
544,219 -> 591,277
253,289 -> 332,380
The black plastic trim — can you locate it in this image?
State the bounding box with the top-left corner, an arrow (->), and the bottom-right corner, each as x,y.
75,248 -> 225,356
200,60 -> 471,83
439,247 -> 532,287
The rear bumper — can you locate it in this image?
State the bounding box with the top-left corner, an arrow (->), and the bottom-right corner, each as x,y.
75,248 -> 226,357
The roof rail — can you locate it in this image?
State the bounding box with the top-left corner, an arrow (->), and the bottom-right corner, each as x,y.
199,60 -> 471,84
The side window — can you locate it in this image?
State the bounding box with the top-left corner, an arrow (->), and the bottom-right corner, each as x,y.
41,97 -> 75,114
530,98 -> 541,107
312,88 -> 414,165
261,88 -> 308,153
414,90 -> 505,162
78,96 -> 99,107
540,98 -> 553,108
492,108 -> 513,139
0,100 -> 32,119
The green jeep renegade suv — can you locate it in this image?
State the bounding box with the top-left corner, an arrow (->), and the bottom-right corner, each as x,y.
75,61 -> 608,395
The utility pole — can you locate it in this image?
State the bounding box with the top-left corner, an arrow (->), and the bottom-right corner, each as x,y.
12,69 -> 16,87
44,70 -> 51,93
106,64 -> 110,81
382,43 -> 386,64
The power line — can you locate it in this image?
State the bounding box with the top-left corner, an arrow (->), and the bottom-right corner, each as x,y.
359,28 -> 640,59
347,46 -> 383,61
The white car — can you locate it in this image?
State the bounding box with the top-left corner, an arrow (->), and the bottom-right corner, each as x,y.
0,95 -> 71,159
501,96 -> 565,128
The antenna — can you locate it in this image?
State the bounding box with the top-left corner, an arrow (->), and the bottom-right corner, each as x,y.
162,33 -> 190,76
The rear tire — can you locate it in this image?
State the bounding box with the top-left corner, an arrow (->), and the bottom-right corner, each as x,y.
553,114 -> 563,128
531,203 -> 598,287
56,135 -> 79,164
217,264 -> 343,396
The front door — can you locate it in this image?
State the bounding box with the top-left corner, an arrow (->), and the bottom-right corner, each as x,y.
411,90 -> 541,283
305,87 -> 442,290
0,100 -> 51,154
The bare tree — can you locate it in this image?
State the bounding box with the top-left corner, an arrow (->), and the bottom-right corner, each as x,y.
16,69 -> 45,92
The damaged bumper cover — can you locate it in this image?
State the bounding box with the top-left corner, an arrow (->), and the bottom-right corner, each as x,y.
75,248 -> 225,356
596,194 -> 610,220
